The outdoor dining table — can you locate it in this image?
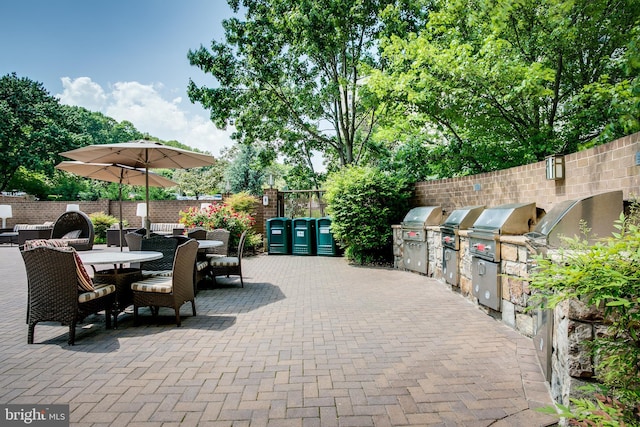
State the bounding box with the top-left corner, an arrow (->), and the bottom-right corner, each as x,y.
79,250 -> 164,316
196,240 -> 223,250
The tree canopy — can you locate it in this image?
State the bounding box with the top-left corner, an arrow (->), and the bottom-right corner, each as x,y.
0,73 -> 83,192
187,0 -> 412,173
367,0 -> 640,177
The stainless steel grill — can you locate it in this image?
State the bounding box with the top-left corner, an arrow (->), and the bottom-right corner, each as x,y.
401,206 -> 442,274
525,190 -> 623,251
441,206 -> 485,287
469,202 -> 537,311
526,190 -> 623,383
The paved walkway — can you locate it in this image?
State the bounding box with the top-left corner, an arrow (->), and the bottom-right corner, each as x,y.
0,245 -> 558,426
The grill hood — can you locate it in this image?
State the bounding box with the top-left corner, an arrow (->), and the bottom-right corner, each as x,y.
525,191 -> 622,247
441,205 -> 485,230
401,206 -> 442,228
471,202 -> 536,235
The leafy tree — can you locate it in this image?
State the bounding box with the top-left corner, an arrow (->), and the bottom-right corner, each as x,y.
226,143 -> 265,195
187,0 -> 413,171
173,166 -> 225,199
0,73 -> 84,191
368,0 -> 640,177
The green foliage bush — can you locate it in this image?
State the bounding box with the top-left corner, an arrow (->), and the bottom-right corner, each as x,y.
178,202 -> 257,251
324,165 -> 411,264
224,192 -> 259,214
88,211 -> 121,243
528,210 -> 640,425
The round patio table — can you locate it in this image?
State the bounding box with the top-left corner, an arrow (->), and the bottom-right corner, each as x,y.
79,250 -> 163,268
196,240 -> 223,250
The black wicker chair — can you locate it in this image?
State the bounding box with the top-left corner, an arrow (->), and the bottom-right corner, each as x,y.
209,230 -> 248,287
21,246 -> 115,345
187,227 -> 207,240
131,239 -> 199,326
51,211 -> 95,251
140,236 -> 179,276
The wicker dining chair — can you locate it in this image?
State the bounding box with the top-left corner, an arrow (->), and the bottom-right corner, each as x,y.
205,228 -> 231,257
170,235 -> 208,292
131,239 -> 199,326
209,230 -> 248,287
140,236 -> 179,277
187,227 -> 207,240
21,246 -> 116,345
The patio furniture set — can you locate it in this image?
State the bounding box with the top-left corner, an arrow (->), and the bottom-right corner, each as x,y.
18,227 -> 248,345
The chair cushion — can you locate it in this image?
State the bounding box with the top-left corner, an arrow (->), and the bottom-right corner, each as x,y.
131,276 -> 173,293
79,284 -> 116,303
209,256 -> 239,267
141,269 -> 173,277
196,260 -> 209,271
24,239 -> 95,292
62,229 -> 82,239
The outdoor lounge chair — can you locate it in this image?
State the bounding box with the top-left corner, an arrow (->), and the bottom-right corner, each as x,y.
21,245 -> 116,345
50,211 -> 95,251
209,230 -> 247,287
131,239 -> 199,326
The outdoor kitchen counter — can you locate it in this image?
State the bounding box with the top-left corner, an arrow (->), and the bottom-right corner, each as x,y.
457,229 -> 528,245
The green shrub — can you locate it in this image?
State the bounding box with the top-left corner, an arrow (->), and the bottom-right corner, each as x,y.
528,211 -> 640,425
225,192 -> 258,214
89,211 -> 121,243
179,202 -> 257,250
324,165 -> 411,264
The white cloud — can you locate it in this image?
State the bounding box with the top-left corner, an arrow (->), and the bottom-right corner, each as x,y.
57,77 -> 107,111
56,77 -> 233,156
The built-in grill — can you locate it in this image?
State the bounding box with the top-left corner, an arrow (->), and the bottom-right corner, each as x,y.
401,206 -> 442,274
525,190 -> 623,383
441,205 -> 485,287
469,202 -> 537,311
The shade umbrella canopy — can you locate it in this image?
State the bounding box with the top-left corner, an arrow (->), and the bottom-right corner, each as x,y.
55,161 -> 177,188
55,161 -> 178,248
60,139 -> 216,169
61,139 -> 215,236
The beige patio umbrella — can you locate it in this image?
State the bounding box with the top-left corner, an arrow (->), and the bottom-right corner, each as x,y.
60,139 -> 215,236
55,161 -> 178,248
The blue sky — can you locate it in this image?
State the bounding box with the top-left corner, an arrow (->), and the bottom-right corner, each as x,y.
1,0 -> 238,156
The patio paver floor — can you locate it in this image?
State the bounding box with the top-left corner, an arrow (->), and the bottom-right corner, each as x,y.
0,245 -> 558,426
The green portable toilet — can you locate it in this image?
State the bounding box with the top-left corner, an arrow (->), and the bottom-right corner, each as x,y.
292,217 -> 316,255
267,217 -> 291,254
316,217 -> 338,256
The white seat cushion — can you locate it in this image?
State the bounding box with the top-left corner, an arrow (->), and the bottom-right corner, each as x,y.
196,260 -> 209,272
209,256 -> 239,267
131,276 -> 173,293
78,284 -> 115,303
141,269 -> 173,277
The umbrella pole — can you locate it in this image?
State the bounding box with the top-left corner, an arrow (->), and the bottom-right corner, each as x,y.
119,173 -> 124,251
145,157 -> 151,238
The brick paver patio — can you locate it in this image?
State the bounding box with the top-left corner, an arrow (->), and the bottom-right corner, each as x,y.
0,245 -> 557,426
